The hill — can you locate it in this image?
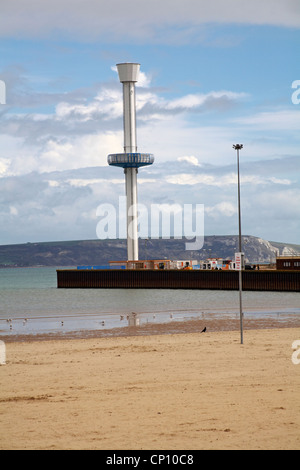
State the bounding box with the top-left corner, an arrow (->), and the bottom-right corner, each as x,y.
0,236 -> 299,268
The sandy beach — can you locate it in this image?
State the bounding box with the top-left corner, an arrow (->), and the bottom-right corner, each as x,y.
0,324 -> 300,450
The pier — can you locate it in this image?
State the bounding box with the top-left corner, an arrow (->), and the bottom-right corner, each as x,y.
57,269 -> 300,292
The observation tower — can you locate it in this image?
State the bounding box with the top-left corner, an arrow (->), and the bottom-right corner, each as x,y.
108,63 -> 154,261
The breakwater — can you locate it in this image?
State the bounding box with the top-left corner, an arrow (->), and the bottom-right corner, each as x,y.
57,269 -> 300,292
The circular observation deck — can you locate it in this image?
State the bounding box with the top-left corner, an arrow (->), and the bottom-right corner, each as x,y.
107,153 -> 154,168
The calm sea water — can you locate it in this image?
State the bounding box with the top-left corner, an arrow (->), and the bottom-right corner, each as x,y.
0,267 -> 299,337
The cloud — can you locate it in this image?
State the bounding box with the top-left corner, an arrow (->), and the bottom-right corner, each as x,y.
0,61 -> 299,244
0,65 -> 95,110
165,91 -> 248,112
135,90 -> 248,122
254,188 -> 300,219
177,156 -> 201,166
0,171 -> 95,244
0,130 -> 124,176
206,202 -> 237,218
0,0 -> 299,42
0,66 -> 251,176
55,87 -> 123,122
164,172 -> 292,187
235,109 -> 300,131
0,152 -> 298,245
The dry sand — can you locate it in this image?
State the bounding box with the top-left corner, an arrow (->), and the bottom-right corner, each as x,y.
0,326 -> 299,450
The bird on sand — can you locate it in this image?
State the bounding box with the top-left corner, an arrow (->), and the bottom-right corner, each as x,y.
201,327 -> 207,333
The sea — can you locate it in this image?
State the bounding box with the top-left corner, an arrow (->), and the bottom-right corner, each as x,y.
0,266 -> 299,337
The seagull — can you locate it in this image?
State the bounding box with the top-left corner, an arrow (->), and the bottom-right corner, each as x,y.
201,327 -> 207,333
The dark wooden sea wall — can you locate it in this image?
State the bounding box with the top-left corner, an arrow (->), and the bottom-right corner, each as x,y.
57,269 -> 300,292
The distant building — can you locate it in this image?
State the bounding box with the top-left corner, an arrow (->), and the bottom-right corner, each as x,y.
109,260 -> 172,270
109,259 -> 198,270
276,256 -> 300,270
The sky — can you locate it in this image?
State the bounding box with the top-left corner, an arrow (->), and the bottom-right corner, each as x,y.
0,0 -> 300,246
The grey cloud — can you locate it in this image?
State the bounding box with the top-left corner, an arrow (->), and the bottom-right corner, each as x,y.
137,94 -> 239,120
0,170 -> 96,244
0,172 -> 48,204
152,155 -> 298,181
0,171 -> 92,207
0,0 -> 299,42
0,113 -> 119,144
0,69 -> 122,143
0,67 -> 247,149
1,66 -> 98,109
0,155 -> 299,245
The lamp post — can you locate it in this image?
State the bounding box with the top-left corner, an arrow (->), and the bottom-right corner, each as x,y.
233,144 -> 244,344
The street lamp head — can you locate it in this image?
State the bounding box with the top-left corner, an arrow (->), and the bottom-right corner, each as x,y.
233,144 -> 243,150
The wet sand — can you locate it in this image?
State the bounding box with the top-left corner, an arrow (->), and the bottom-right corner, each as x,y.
1,313 -> 300,343
0,320 -> 300,450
